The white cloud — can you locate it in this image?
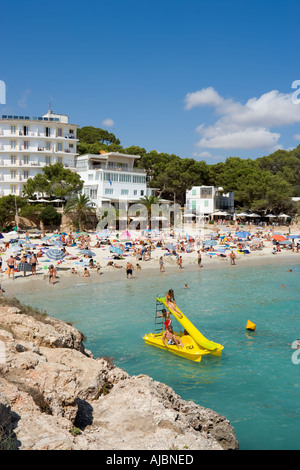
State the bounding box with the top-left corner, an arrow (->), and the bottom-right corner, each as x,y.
18,89 -> 31,109
196,127 -> 281,150
102,118 -> 114,128
184,87 -> 300,151
294,134 -> 300,141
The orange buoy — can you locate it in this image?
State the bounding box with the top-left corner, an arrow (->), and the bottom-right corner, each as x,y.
246,320 -> 256,331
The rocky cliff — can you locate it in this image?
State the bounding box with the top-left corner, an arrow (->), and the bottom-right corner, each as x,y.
0,303 -> 239,450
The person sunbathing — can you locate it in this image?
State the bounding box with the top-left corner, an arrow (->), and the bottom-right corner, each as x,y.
162,325 -> 183,349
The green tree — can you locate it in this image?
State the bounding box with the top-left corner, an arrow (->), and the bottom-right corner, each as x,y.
23,163 -> 84,198
139,195 -> 162,226
77,127 -> 121,156
0,195 -> 28,229
39,206 -> 62,228
63,194 -> 95,231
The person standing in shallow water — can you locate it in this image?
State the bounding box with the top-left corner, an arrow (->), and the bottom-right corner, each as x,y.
230,250 -> 236,266
159,256 -> 166,272
197,250 -> 202,268
126,261 -> 134,279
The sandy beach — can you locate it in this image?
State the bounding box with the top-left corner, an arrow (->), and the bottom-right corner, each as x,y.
1,225 -> 299,296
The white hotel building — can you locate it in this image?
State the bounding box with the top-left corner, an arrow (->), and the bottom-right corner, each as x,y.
76,152 -> 155,208
0,110 -> 78,196
185,185 -> 234,218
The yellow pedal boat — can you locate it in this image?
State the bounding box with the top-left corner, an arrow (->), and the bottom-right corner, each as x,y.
143,297 -> 224,362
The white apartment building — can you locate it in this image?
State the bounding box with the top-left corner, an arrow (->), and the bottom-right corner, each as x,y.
0,110 -> 78,196
76,152 -> 155,208
185,185 -> 234,217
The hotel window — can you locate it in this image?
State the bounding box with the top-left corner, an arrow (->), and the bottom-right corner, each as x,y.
121,189 -> 129,195
45,156 -> 51,166
23,155 -> 29,165
105,188 -> 114,195
200,187 -> 212,198
119,173 -> 131,183
90,189 -> 97,199
69,143 -> 74,149
23,170 -> 29,180
23,141 -> 29,150
57,157 -> 63,164
10,126 -> 16,135
192,200 -> 197,210
10,170 -> 17,180
23,126 -> 29,136
10,185 -> 17,194
10,141 -> 16,150
57,128 -> 63,137
104,172 -> 118,182
88,174 -> 93,181
192,189 -> 197,196
69,129 -> 74,135
10,155 -> 17,165
45,126 -> 51,137
57,142 -> 63,152
133,190 -> 137,196
204,200 -> 209,207
45,141 -> 51,151
133,175 -> 146,183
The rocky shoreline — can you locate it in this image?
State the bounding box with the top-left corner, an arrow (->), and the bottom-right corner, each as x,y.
0,300 -> 239,450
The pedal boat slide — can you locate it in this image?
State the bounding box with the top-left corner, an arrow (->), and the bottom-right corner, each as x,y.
143,297 -> 224,362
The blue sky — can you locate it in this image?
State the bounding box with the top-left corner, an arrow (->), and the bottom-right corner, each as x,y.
1,0 -> 300,163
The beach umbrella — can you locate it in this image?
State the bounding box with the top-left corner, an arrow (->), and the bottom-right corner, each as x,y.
110,246 -> 123,255
7,247 -> 21,254
279,240 -> 292,245
79,249 -> 96,257
235,231 -> 250,238
236,212 -> 249,217
212,211 -> 229,216
266,214 -> 276,218
52,240 -> 64,248
119,230 -> 132,240
203,240 -> 218,247
248,213 -> 260,217
23,243 -> 36,249
272,235 -> 286,242
165,243 -> 177,251
287,235 -> 300,239
45,249 -> 66,261
6,231 -> 20,238
97,230 -> 110,237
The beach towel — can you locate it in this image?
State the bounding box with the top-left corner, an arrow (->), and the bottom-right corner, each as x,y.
17,262 -> 32,272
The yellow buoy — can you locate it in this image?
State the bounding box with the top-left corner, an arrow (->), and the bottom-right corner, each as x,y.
246,320 -> 256,331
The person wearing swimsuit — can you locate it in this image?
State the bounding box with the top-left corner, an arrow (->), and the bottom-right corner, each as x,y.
6,256 -> 16,280
162,325 -> 183,349
157,308 -> 172,329
165,289 -> 183,318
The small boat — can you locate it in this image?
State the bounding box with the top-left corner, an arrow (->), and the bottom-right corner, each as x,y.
143,297 -> 224,362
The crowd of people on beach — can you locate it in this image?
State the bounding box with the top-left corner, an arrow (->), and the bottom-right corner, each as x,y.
0,224 -> 299,286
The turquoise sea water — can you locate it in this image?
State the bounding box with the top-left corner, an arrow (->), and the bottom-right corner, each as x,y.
12,261 -> 300,450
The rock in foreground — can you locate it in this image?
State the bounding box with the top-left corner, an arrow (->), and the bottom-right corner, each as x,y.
0,305 -> 238,450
